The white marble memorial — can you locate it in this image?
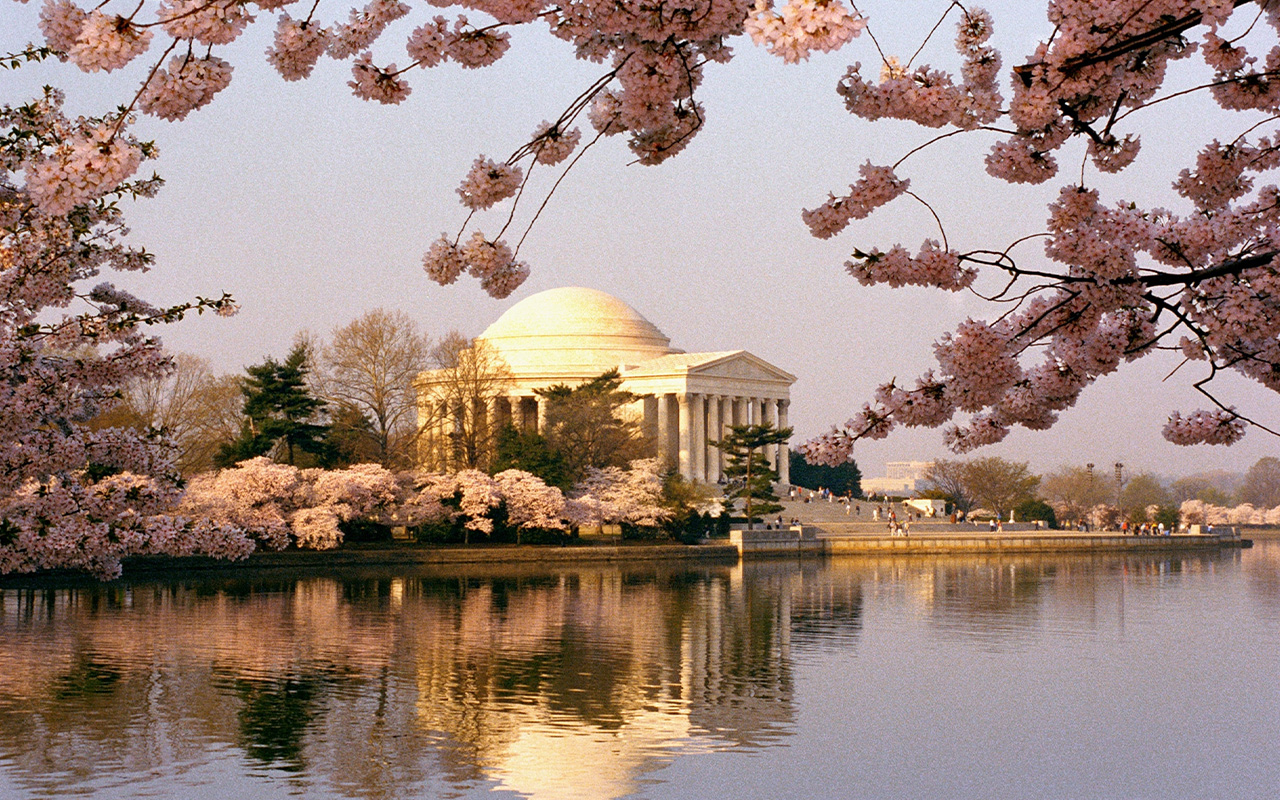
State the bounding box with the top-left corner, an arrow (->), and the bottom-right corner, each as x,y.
416,287 -> 796,483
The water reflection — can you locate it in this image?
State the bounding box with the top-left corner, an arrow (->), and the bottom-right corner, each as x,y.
0,544 -> 1267,799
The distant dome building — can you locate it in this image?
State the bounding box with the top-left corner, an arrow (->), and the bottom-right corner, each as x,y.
416,287 -> 796,484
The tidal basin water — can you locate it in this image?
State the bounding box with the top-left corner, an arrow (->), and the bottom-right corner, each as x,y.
1,542 -> 1278,800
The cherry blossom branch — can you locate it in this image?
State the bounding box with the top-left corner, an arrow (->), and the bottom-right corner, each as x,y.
906,1 -> 960,69
110,36 -> 180,140
515,127 -> 607,256
1192,370 -> 1280,437
1013,0 -> 1254,84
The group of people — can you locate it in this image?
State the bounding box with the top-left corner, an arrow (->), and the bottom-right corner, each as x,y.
789,486 -> 854,504
1121,521 -> 1172,536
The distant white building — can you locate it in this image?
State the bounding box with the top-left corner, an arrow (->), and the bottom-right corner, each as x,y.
861,461 -> 935,497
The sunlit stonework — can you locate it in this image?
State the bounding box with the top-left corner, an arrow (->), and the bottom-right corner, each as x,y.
416,287 -> 796,483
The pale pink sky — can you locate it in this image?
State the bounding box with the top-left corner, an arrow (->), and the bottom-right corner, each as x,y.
3,1 -> 1276,479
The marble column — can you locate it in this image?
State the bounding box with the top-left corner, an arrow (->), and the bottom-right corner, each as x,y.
643,395 -> 658,456
494,396 -> 512,431
536,396 -> 549,434
707,395 -> 722,483
778,399 -> 791,485
657,393 -> 674,469
720,395 -> 734,453
762,397 -> 777,469
733,396 -> 747,427
691,393 -> 706,482
486,397 -> 501,446
677,393 -> 692,480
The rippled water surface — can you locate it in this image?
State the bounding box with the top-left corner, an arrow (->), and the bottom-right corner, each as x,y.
1,540 -> 1278,799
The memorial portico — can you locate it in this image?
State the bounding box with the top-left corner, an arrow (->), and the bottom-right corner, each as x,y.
415,287 -> 796,484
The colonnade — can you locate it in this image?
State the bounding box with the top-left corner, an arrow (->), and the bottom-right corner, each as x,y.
645,393 -> 789,485
420,391 -> 790,486
418,394 -> 548,471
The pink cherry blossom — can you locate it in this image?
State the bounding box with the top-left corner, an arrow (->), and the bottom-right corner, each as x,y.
1162,408 -> 1245,445
139,55 -> 234,122
67,12 -> 152,73
158,0 -> 253,46
530,120 -> 581,166
347,52 -> 412,104
267,14 -> 330,81
456,156 -> 522,210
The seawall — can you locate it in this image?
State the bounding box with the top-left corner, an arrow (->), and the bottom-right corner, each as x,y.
726,525 -> 1249,557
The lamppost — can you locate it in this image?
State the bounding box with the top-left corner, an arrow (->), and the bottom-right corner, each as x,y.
1086,463 -> 1094,530
1114,462 -> 1124,508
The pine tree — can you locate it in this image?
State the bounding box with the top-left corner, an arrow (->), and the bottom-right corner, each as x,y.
536,369 -> 646,482
216,345 -> 331,467
714,422 -> 793,529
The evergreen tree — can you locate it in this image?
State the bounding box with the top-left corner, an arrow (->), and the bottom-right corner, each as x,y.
787,448 -> 863,496
714,422 -> 793,529
490,424 -> 571,490
536,369 -> 646,482
216,346 -> 331,467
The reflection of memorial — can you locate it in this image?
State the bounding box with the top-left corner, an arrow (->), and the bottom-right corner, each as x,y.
406,565 -> 810,797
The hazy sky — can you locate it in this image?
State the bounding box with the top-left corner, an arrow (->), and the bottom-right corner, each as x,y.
3,1 -> 1276,480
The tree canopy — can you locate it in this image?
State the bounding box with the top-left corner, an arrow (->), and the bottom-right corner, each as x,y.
925,457 -> 1038,517
318,309 -> 433,469
536,370 -> 647,483
715,422 -> 793,526
788,448 -> 863,497
217,345 -> 332,467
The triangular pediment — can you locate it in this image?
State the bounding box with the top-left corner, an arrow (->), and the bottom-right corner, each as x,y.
687,351 -> 796,383
624,350 -> 795,385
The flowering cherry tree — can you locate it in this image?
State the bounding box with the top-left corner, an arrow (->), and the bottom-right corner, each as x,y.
1180,498 -> 1280,525
1,85 -> 245,578
570,458 -> 669,527
8,0 -> 1280,540
179,457 -> 401,549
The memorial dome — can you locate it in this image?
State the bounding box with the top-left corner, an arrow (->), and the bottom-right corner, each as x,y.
478,287 -> 680,376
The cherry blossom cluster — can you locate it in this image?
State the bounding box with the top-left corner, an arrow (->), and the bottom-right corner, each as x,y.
845,240 -> 976,291
744,0 -> 866,64
266,14 -> 330,80
530,121 -> 582,166
570,459 -> 669,527
138,54 -> 234,121
1161,408 -> 1246,445
23,120 -> 143,217
801,162 -> 909,239
347,51 -> 411,104
835,6 -> 1001,130
422,232 -> 530,298
456,156 -> 523,210
2,89 -> 243,578
316,459 -> 666,538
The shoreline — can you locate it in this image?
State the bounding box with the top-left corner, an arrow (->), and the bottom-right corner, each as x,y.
0,529 -> 1263,586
